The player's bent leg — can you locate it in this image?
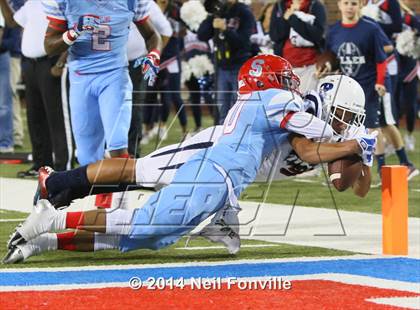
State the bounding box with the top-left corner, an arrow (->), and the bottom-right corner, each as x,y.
37,158 -> 138,208
3,230 -> 121,264
119,159 -> 230,252
8,202 -> 133,248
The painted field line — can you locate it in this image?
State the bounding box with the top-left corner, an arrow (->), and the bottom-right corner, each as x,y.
0,255 -> 376,273
367,296 -> 420,309
0,219 -> 25,223
176,244 -> 280,251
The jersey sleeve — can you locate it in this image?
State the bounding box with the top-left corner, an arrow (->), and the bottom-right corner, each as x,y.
371,24 -> 388,63
42,0 -> 67,24
149,1 -> 173,37
265,90 -> 303,129
133,0 -> 151,25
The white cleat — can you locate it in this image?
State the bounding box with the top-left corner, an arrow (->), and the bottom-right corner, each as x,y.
187,206 -> 241,255
7,200 -> 63,248
3,233 -> 57,264
2,247 -> 25,264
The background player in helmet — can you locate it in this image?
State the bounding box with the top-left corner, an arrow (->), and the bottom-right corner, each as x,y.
3,56 -> 377,263
41,0 -> 162,209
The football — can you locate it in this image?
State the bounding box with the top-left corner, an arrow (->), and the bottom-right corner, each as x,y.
328,155 -> 363,192
316,50 -> 339,72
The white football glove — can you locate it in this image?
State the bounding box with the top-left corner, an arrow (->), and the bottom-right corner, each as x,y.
355,130 -> 378,167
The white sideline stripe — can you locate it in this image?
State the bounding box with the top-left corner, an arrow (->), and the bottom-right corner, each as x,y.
0,219 -> 25,223
0,255 -> 390,273
292,178 -> 318,184
175,244 -> 280,250
367,297 -> 420,309
0,274 -> 418,293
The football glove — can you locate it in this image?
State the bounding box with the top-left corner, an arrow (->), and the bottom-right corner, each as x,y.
63,15 -> 100,46
134,49 -> 160,86
355,130 -> 378,167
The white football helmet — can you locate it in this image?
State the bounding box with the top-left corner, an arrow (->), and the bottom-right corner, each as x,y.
317,75 -> 366,139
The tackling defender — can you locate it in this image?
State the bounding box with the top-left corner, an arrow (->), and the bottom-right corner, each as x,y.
3,55 -> 377,263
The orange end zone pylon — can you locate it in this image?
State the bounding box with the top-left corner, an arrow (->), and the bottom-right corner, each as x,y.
381,165 -> 408,255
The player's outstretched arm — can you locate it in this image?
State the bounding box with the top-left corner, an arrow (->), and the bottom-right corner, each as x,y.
351,165 -> 371,198
289,134 -> 361,164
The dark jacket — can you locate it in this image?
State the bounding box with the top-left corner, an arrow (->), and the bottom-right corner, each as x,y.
197,2 -> 256,70
269,0 -> 326,56
0,26 -> 22,57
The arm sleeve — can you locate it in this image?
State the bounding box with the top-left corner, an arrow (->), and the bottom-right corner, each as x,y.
133,0 -> 151,24
284,112 -> 333,140
404,13 -> 420,32
223,6 -> 255,49
13,3 -> 27,27
287,2 -> 326,46
197,16 -> 214,42
378,0 -> 402,35
149,1 -> 172,37
269,2 -> 290,43
372,25 -> 388,64
42,0 -> 67,24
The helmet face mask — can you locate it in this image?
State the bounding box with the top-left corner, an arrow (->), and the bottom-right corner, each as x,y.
238,55 -> 301,94
318,75 -> 366,140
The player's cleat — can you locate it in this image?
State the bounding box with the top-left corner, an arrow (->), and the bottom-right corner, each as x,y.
3,234 -> 56,264
187,207 -> 241,255
2,246 -> 25,264
407,164 -> 419,181
16,166 -> 38,179
7,200 -> 64,247
33,166 -> 55,206
198,220 -> 241,255
6,225 -> 25,249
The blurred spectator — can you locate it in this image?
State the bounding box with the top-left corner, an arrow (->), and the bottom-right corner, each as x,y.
180,0 -> 216,130
250,2 -> 275,54
1,25 -> 23,148
394,1 -> 420,151
198,0 -> 256,124
143,0 -> 188,142
320,0 -> 418,181
127,1 -> 172,156
183,29 -> 214,133
0,10 -> 13,153
0,0 -> 71,175
269,0 -> 327,93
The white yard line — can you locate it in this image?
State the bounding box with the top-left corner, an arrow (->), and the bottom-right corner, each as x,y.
0,218 -> 26,223
175,244 -> 280,251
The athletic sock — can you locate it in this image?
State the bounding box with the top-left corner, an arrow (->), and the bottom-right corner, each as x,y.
95,153 -> 130,209
20,233 -> 58,259
46,165 -> 91,197
375,154 -> 385,177
57,231 -> 77,251
395,147 -> 411,166
65,211 -> 84,229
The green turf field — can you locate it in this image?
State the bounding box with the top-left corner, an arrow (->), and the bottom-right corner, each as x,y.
0,210 -> 356,268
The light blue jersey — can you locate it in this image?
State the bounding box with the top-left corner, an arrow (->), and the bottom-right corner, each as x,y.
191,88 -> 305,193
43,0 -> 151,73
120,88 -> 306,252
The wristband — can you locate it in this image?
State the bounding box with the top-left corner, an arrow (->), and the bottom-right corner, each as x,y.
148,49 -> 161,60
62,29 -> 79,46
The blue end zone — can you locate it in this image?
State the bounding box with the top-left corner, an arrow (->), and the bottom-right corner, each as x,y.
0,258 -> 419,287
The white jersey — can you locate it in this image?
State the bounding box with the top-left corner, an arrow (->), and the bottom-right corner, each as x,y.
135,92 -> 333,189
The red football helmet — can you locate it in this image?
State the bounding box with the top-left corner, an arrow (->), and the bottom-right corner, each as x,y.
238,54 -> 300,94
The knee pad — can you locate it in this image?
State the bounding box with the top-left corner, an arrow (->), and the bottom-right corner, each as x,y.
106,208 -> 135,235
